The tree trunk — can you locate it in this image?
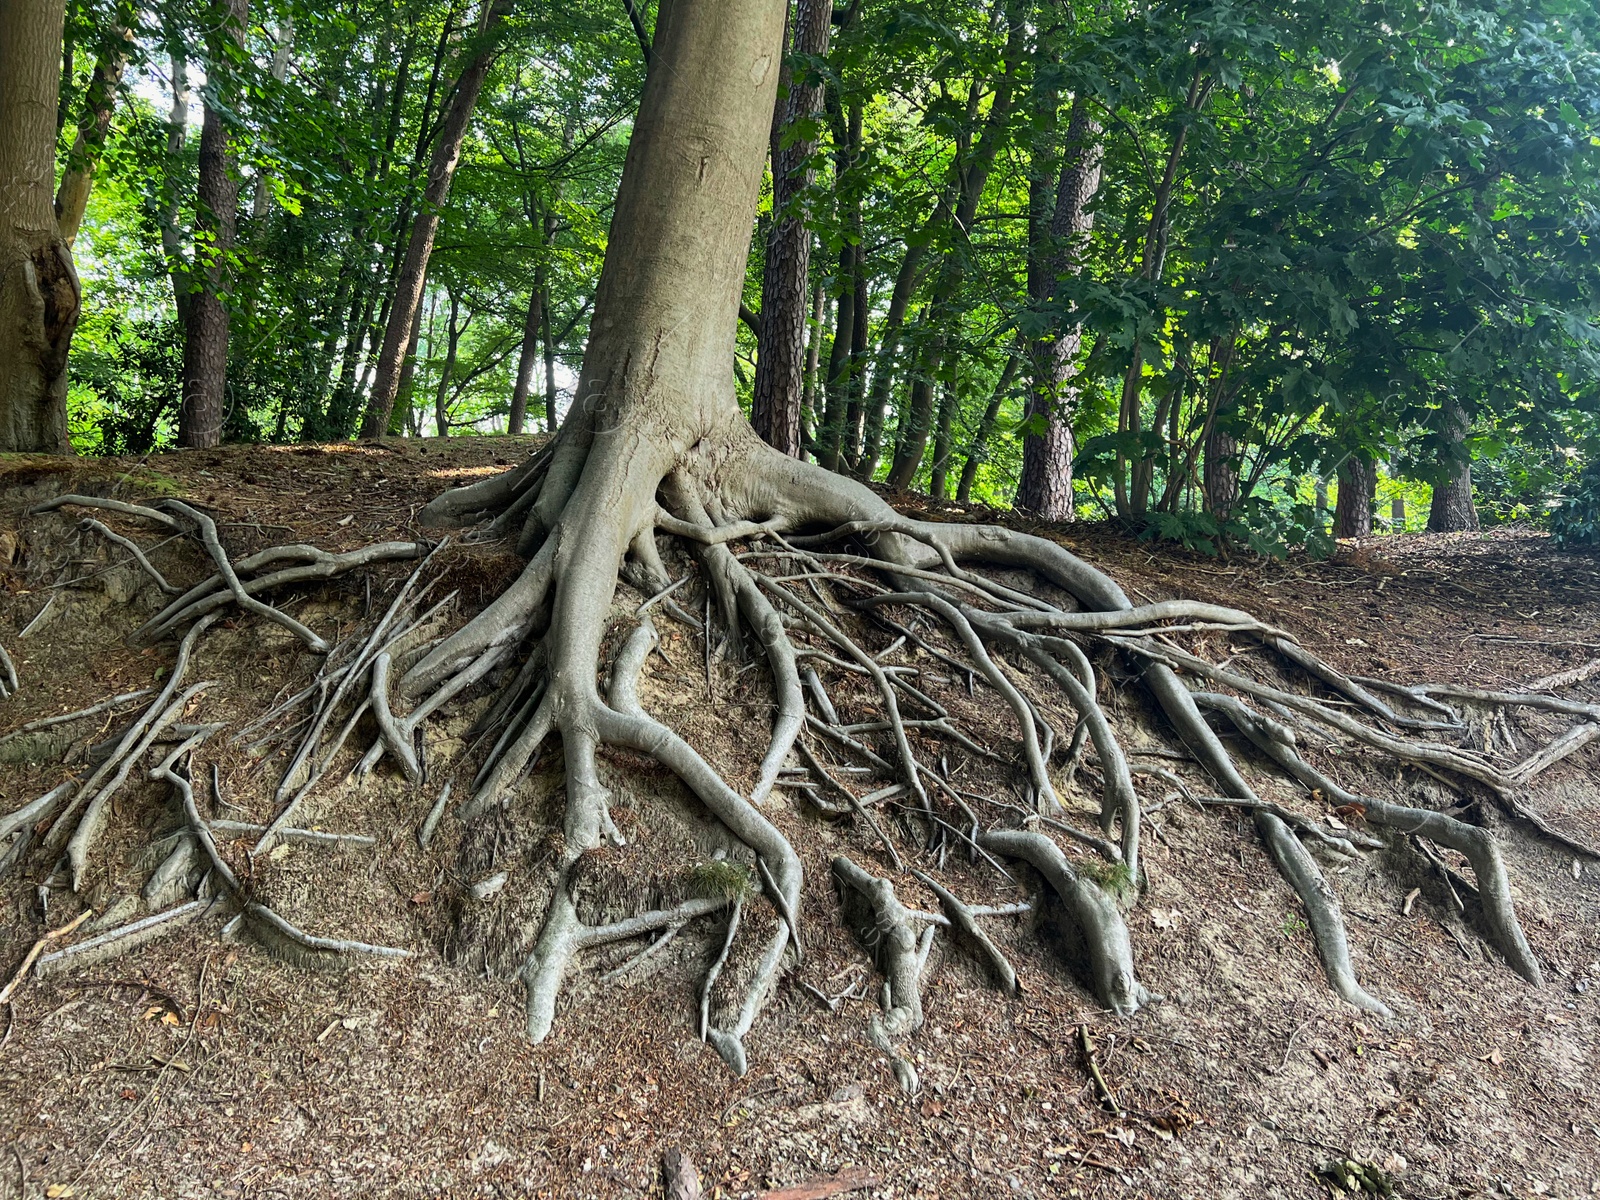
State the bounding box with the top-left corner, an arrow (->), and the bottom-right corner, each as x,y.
159,45 -> 191,327
509,265 -> 545,436
0,0 -> 79,454
1204,430 -> 1239,521
884,14 -> 1026,489
541,275 -> 558,432
816,238 -> 856,471
800,274 -> 822,451
432,288 -> 462,437
1428,398 -> 1479,532
1017,97 -> 1102,520
750,0 -> 831,458
250,16 -> 294,219
1335,454 -> 1375,539
360,1 -> 508,438
929,381 -> 958,500
957,353 -> 1019,502
178,0 -> 248,449
1389,456 -> 1405,528
53,0 -> 134,246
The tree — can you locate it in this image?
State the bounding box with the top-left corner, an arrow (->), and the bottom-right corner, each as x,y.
1335,454 -> 1375,539
1428,398 -> 1480,532
0,0 -> 79,455
23,0 -> 1576,1108
53,0 -> 137,247
751,0 -> 832,458
1016,96 -> 1102,520
360,1 -> 509,439
178,0 -> 249,449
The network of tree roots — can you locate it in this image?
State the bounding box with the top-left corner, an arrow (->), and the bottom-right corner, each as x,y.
5,464 -> 1597,1094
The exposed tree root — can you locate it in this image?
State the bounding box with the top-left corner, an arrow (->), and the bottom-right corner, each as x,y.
14,418 -> 1594,1082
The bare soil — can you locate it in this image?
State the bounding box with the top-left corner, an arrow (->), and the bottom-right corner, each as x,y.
1,442 -> 1597,1200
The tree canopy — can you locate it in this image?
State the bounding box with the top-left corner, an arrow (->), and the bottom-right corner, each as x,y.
40,0 -> 1600,547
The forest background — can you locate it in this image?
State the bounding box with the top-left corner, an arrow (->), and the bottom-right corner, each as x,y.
33,0 -> 1600,554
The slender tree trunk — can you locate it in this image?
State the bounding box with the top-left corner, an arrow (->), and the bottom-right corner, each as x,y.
856,248 -> 922,481
541,274 -> 558,432
159,46 -> 191,327
178,0 -> 249,449
929,381 -> 959,500
1335,454 -> 1375,538
1204,429 -> 1239,520
750,0 -> 831,458
360,1 -> 507,438
884,13 -> 1026,489
816,239 -> 856,471
1114,70 -> 1209,516
0,0 -> 80,453
509,264 -> 545,436
250,16 -> 294,219
957,354 -> 1019,503
1017,97 -> 1102,520
799,274 -> 822,452
433,289 -> 461,436
1428,398 -> 1479,532
1389,456 -> 1405,528
53,0 -> 134,246
394,291 -> 426,436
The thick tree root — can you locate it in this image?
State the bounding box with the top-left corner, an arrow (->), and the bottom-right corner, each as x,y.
977,830 -> 1151,1016
832,855 -> 929,1094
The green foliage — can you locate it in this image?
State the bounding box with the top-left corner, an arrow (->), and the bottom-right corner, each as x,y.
51,0 -> 1600,553
1551,459 -> 1600,547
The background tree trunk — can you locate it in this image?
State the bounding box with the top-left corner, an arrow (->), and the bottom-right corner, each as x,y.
751,0 -> 831,458
0,0 -> 79,454
54,0 -> 135,246
508,266 -> 545,436
1428,398 -> 1479,531
361,2 -> 508,438
1016,97 -> 1102,520
159,45 -> 192,327
1335,454 -> 1375,538
178,0 -> 249,449
956,353 -> 1019,502
1204,430 -> 1239,520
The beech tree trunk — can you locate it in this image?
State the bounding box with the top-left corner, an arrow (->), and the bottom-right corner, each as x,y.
1016,97 -> 1102,520
0,0 -> 79,454
1334,454 -> 1375,538
1428,398 -> 1479,532
178,0 -> 249,449
750,0 -> 831,458
361,2 -> 508,438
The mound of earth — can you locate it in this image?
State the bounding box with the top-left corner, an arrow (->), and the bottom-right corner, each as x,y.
0,441 -> 1597,1200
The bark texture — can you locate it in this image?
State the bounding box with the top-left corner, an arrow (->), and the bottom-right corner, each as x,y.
178,0 -> 249,449
751,0 -> 832,458
1016,97 -> 1102,520
361,2 -> 508,439
0,0 -> 79,454
1334,454 -> 1375,539
1428,398 -> 1479,532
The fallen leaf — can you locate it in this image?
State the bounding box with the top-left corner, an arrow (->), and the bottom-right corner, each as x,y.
46,1186 -> 75,1198
119,1088 -> 138,1101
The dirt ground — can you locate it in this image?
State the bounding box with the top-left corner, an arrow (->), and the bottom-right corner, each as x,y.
0,441 -> 1597,1200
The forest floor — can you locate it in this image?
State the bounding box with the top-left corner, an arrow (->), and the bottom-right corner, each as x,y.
0,439 -> 1597,1200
